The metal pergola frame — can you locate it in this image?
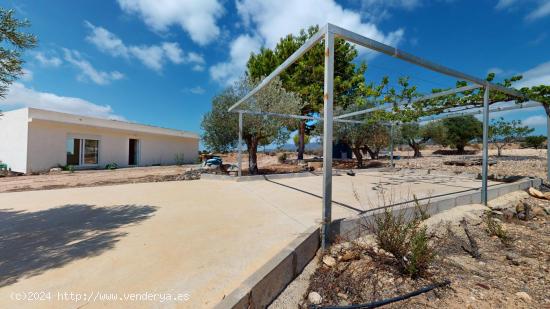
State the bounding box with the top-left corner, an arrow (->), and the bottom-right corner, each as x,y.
228,23 -> 547,249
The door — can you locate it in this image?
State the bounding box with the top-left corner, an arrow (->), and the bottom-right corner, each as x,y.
129,139 -> 139,165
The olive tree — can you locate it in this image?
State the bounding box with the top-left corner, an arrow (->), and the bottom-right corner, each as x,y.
201,77 -> 303,174
400,121 -> 447,157
0,8 -> 37,98
489,117 -> 533,156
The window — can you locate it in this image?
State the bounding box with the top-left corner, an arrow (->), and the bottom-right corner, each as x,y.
66,138 -> 99,166
84,140 -> 99,164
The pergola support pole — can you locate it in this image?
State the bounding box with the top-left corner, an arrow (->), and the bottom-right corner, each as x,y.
238,111 -> 243,177
321,30 -> 334,250
547,114 -> 550,182
390,122 -> 394,167
481,86 -> 490,205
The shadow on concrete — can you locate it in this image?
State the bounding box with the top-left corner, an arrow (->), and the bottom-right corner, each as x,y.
0,204 -> 157,287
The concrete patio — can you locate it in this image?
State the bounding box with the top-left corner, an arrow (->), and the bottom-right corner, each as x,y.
0,170 -> 492,308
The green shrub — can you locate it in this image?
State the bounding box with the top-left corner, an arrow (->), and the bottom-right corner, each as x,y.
372,208 -> 435,278
277,152 -> 287,163
522,135 -> 546,149
105,163 -> 118,170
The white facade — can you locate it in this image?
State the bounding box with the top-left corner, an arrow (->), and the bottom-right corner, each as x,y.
0,108 -> 199,173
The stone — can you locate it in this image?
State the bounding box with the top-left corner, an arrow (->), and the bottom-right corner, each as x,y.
515,292 -> 532,302
337,292 -> 348,300
532,206 -> 547,217
308,161 -> 323,171
49,167 -> 62,173
323,255 -> 336,267
308,292 -> 322,305
544,192 -> 550,200
528,187 -> 545,199
341,251 -> 359,262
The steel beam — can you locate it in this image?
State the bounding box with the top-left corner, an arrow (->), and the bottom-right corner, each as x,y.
327,23 -> 525,99
389,122 -> 394,167
227,25 -> 327,112
321,30 -> 334,250
334,84 -> 482,119
419,101 -> 542,122
481,87 -> 490,205
238,111 -> 243,177
234,109 -> 363,124
547,114 -> 550,182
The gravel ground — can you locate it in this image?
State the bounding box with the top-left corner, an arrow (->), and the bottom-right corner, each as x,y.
272,191 -> 550,308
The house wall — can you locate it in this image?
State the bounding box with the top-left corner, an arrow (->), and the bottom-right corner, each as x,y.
0,109 -> 29,173
26,120 -> 198,173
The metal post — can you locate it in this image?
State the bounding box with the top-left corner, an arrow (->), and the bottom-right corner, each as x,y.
547,114 -> 550,182
390,122 -> 394,167
321,30 -> 334,250
481,86 -> 490,205
238,111 -> 243,177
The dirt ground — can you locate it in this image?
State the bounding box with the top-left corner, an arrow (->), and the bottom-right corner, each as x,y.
394,147 -> 548,181
0,146 -> 546,193
272,190 -> 550,308
0,165 -> 198,193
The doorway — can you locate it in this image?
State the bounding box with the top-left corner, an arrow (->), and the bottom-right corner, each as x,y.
129,139 -> 139,166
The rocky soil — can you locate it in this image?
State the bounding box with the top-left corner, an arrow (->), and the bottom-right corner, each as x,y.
273,190 -> 550,309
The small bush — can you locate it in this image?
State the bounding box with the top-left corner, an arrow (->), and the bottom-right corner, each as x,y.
105,163 -> 118,170
522,135 -> 546,149
372,208 -> 436,278
60,164 -> 75,173
484,212 -> 509,243
413,195 -> 430,221
277,152 -> 287,163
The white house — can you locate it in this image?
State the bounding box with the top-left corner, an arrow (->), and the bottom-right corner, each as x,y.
0,108 -> 199,174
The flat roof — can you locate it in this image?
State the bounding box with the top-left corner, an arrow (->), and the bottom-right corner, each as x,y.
17,108 -> 199,139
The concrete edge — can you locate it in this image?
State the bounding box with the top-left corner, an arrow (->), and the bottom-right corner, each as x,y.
213,226 -> 320,309
200,171 -> 319,182
215,177 -> 542,308
331,177 -> 541,240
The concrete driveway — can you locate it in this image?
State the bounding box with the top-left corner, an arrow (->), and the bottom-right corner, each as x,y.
0,170 -> 489,308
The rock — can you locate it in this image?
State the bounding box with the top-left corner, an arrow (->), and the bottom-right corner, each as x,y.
544,192 -> 550,200
308,161 -> 323,171
528,187 -> 545,199
515,292 -> 532,302
491,210 -> 504,216
502,209 -> 515,221
532,206 -> 547,217
337,292 -> 348,299
308,292 -> 322,305
49,167 -> 62,173
506,252 -> 519,260
341,251 -> 359,262
322,255 -> 336,267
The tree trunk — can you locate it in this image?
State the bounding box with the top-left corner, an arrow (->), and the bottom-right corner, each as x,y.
408,140 -> 422,158
456,144 -> 466,154
297,120 -> 305,160
352,147 -> 363,168
363,146 -> 378,160
247,137 -> 259,175
497,145 -> 502,157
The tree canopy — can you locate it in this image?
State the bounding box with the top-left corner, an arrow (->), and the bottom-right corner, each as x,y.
0,8 -> 37,98
489,117 -> 533,156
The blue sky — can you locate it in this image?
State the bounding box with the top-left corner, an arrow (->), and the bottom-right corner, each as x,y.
2,0 -> 550,138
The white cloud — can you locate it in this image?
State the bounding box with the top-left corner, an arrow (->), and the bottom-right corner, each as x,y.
2,82 -> 123,120
85,21 -> 204,72
495,0 -> 518,10
63,49 -> 125,85
526,1 -> 550,20
116,0 -> 224,45
34,52 -> 62,67
84,21 -> 129,58
523,115 -> 547,127
515,60 -> 550,88
209,34 -> 262,85
210,0 -> 404,85
184,86 -> 206,94
235,0 -> 404,49
496,0 -> 550,21
20,68 -> 33,82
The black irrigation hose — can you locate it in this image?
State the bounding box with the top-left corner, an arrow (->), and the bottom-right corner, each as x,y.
309,279 -> 451,309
